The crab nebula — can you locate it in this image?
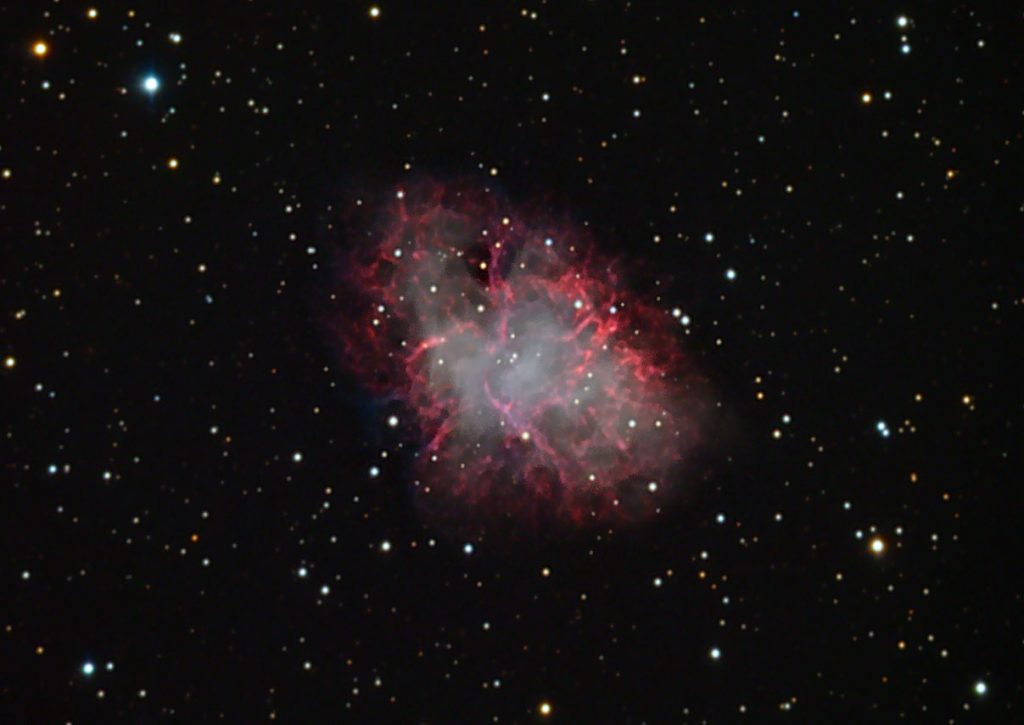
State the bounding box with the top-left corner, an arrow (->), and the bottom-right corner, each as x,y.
332,179 -> 708,536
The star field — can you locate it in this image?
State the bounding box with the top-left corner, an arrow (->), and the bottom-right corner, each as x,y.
2,2 -> 1020,721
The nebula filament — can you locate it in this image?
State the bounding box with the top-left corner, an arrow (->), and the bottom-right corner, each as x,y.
334,180 -> 707,535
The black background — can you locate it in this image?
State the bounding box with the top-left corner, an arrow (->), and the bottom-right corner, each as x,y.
2,1 -> 1020,721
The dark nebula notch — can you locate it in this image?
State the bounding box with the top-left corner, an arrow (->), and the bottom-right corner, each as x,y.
332,178 -> 709,538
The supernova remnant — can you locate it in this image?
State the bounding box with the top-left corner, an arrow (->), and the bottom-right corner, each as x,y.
332,179 -> 708,535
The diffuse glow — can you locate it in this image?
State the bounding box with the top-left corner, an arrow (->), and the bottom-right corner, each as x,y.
333,179 -> 708,534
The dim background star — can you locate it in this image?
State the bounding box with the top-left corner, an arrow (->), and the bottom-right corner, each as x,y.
0,1 -> 1019,721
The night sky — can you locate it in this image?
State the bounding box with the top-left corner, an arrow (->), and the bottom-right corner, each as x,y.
3,2 -> 1020,722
